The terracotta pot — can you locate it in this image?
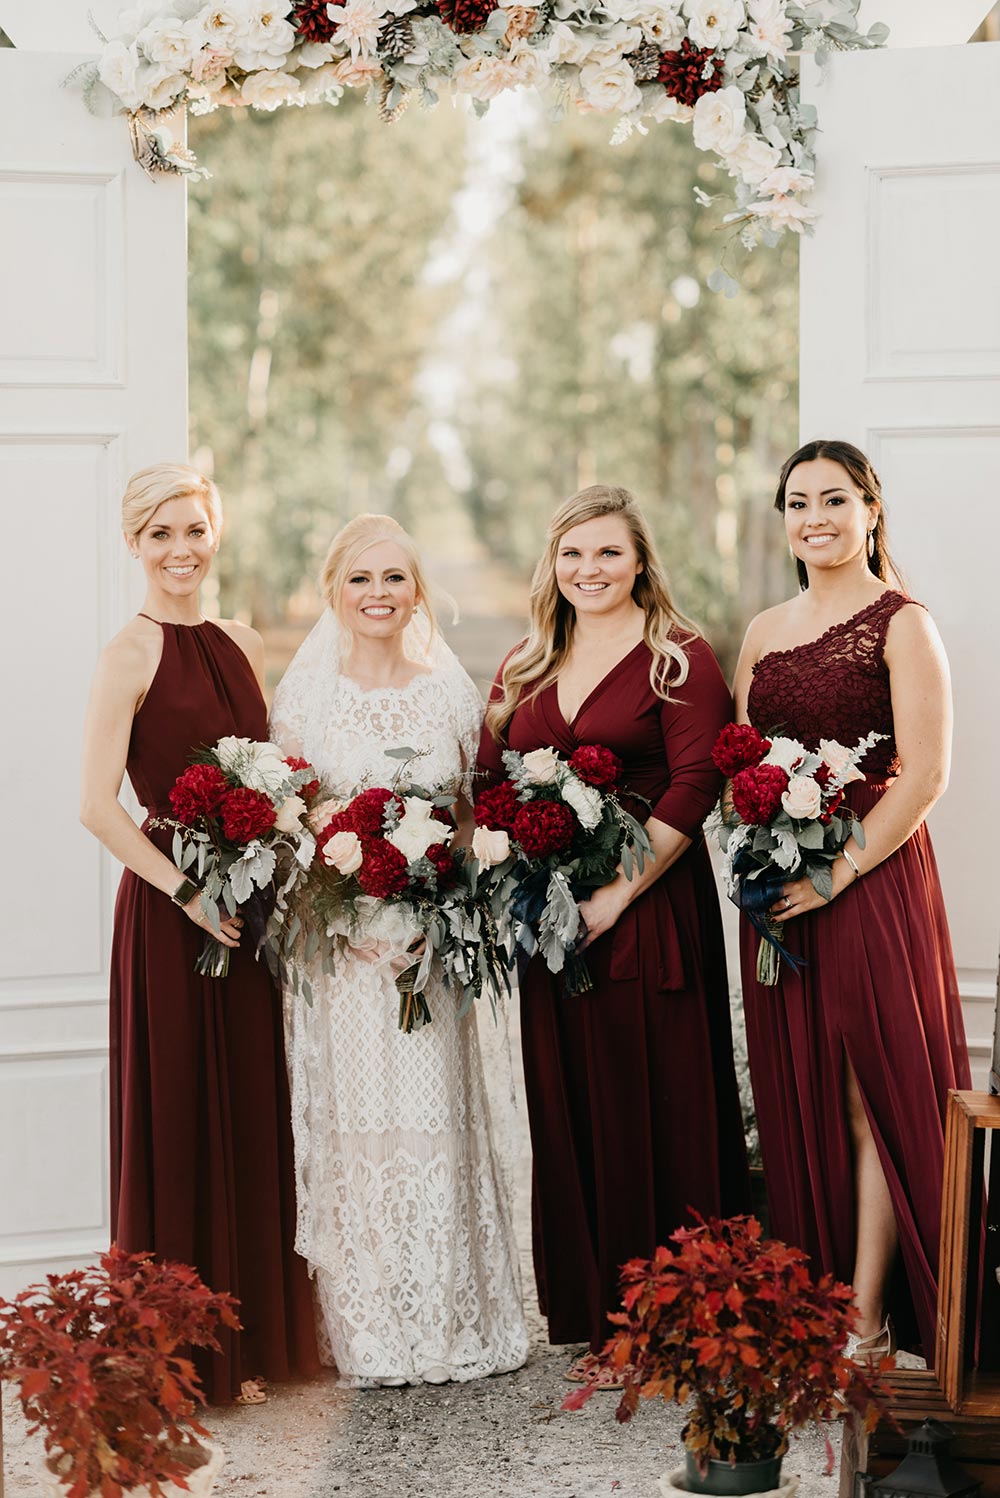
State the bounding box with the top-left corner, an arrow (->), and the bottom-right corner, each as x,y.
34,1440 -> 224,1497
660,1462 -> 800,1498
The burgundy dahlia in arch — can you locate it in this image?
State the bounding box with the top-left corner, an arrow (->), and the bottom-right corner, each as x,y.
291,0 -> 339,42
437,0 -> 499,33
658,38 -> 725,106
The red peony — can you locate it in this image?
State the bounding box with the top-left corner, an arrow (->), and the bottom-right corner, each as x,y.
474,779 -> 521,833
284,756 -> 320,801
424,842 -> 457,888
569,744 -> 622,790
658,38 -> 725,107
220,786 -> 277,843
169,763 -> 230,826
513,798 -> 576,859
712,722 -> 772,778
731,764 -> 789,827
291,0 -> 338,43
356,838 -> 410,898
348,787 -> 404,838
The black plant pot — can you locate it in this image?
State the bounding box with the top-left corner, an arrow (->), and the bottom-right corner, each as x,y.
683,1451 -> 784,1497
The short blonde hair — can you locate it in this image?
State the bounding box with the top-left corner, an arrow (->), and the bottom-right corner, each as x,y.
320,514 -> 442,651
121,463 -> 222,542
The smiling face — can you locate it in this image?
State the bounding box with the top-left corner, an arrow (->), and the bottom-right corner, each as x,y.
130,494 -> 217,598
339,539 -> 419,639
783,456 -> 878,574
554,514 -> 644,618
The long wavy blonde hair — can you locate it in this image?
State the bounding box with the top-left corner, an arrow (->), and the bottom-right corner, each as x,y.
485,485 -> 697,739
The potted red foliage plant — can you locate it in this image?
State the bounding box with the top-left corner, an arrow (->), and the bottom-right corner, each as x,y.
0,1246 -> 239,1498
564,1215 -> 890,1497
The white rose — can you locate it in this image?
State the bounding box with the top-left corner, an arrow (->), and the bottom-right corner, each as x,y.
561,774 -> 604,832
547,19 -> 639,66
299,61 -> 348,99
578,55 -> 644,112
98,42 -> 143,109
818,739 -> 866,786
762,736 -> 807,774
136,17 -> 201,69
521,747 -> 562,785
241,68 -> 301,107
233,3 -> 297,66
307,796 -> 347,833
725,133 -> 781,185
387,797 -> 453,862
329,55 -> 383,87
757,165 -> 813,197
635,4 -> 686,47
322,829 -> 364,875
215,736 -> 252,771
243,741 -> 291,793
644,87 -> 693,122
109,2 -> 163,41
747,194 -> 818,233
273,794 -> 307,833
294,40 -> 338,66
454,53 -> 520,100
781,774 -> 823,821
472,825 -> 511,868
199,4 -> 248,46
692,83 -> 746,155
140,66 -> 189,110
684,0 -> 745,50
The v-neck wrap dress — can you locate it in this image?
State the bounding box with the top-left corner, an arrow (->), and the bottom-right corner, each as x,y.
477,635 -> 751,1352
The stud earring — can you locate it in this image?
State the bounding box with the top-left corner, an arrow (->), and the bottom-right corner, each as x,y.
867,530 -> 875,559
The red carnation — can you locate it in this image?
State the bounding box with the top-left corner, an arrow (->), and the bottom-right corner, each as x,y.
425,842 -> 457,889
220,786 -> 277,843
658,38 -> 725,107
284,756 -> 320,801
513,799 -> 576,859
569,744 -> 622,790
291,0 -> 338,43
731,764 -> 789,827
474,779 -> 521,833
712,722 -> 772,778
349,787 -> 404,838
169,763 -> 230,826
437,0 -> 498,32
356,838 -> 410,898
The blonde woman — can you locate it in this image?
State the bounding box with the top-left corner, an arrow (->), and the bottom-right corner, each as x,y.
79,464 -> 319,1405
270,514 -> 527,1387
477,485 -> 750,1381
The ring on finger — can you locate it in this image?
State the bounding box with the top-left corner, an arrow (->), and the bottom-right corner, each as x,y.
782,896 -> 792,911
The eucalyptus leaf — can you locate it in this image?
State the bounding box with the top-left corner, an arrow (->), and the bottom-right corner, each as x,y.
172,830 -> 184,867
810,864 -> 834,902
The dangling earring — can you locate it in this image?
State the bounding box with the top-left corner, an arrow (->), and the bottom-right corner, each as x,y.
866,530 -> 875,559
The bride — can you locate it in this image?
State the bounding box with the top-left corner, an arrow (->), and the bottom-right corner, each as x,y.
270,513 -> 528,1387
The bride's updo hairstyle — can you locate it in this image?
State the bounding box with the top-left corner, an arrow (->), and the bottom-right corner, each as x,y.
486,484 -> 697,740
121,463 -> 222,542
320,513 -> 442,654
775,439 -> 903,592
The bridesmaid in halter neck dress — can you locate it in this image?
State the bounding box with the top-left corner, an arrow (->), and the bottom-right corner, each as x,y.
80,465 -> 318,1404
733,441 -> 970,1362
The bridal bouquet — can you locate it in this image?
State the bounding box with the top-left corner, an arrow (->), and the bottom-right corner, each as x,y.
155,737 -> 318,978
473,744 -> 652,995
713,723 -> 885,985
309,750 -> 510,1033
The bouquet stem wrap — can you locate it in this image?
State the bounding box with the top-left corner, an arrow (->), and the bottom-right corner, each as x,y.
733,858 -> 807,989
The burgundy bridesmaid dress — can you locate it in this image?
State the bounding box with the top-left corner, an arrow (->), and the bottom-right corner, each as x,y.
740,590 -> 970,1357
477,636 -> 751,1353
109,620 -> 319,1402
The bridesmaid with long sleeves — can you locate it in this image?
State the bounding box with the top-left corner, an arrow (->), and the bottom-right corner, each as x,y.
477,484 -> 751,1380
733,439 -> 970,1362
80,464 -> 319,1404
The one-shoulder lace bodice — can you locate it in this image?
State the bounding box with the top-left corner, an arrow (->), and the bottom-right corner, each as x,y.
748,591 -> 919,780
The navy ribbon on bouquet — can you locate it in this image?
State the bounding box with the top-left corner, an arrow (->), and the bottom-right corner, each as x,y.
731,854 -> 808,978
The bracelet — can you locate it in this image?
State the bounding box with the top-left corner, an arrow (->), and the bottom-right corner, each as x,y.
171,876 -> 203,907
842,849 -> 861,880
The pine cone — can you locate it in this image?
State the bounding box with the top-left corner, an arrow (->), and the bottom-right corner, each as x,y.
291,0 -> 338,44
437,0 -> 499,35
379,14 -> 416,60
657,38 -> 725,106
627,41 -> 662,82
378,78 -> 411,121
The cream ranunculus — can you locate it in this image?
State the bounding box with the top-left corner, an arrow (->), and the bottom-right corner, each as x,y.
818,739 -> 866,785
387,797 -> 454,862
781,774 -> 823,821
561,774 -> 603,832
322,829 -> 364,875
692,83 -> 747,156
521,746 -> 562,785
725,132 -> 781,186
684,0 -> 745,51
472,825 -> 511,868
240,68 -> 302,108
273,794 -> 307,833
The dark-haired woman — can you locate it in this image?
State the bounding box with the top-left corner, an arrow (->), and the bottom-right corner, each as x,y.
733,440 -> 970,1361
478,484 -> 750,1377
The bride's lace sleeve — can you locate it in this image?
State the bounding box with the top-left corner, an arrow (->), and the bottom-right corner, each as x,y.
448,666 -> 486,802
269,665 -> 312,758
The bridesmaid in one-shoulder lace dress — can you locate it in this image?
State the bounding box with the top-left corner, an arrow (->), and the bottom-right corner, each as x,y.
733,441 -> 969,1362
80,465 -> 318,1404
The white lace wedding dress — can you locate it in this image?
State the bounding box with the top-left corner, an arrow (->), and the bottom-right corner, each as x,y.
271,625 -> 528,1387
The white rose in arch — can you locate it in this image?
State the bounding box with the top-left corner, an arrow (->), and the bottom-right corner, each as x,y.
578,57 -> 644,115
521,747 -> 562,785
273,794 -> 307,833
692,84 -> 747,157
322,829 -> 364,875
684,0 -> 745,51
139,66 -> 189,111
136,17 -> 201,70
98,41 -> 143,109
472,825 -> 511,868
781,775 -> 823,821
747,194 -> 818,233
240,69 -> 302,109
725,133 -> 781,186
757,165 -> 814,198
